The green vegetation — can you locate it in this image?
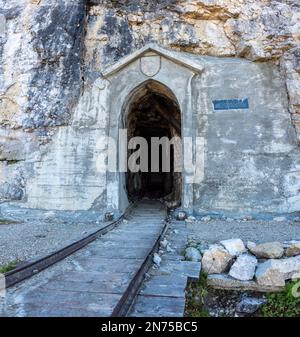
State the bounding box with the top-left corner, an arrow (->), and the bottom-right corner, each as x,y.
185,273 -> 210,317
260,279 -> 300,317
0,260 -> 20,274
186,275 -> 300,317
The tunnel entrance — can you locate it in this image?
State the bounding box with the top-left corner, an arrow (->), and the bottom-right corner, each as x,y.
124,80 -> 182,207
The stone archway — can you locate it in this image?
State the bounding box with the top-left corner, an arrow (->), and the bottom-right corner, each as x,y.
25,44 -> 203,214
104,45 -> 203,216
122,79 -> 182,207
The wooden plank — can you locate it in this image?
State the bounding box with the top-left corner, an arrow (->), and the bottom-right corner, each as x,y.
2,200 -> 167,317
68,257 -> 143,273
153,261 -> 201,280
8,288 -> 121,317
140,275 -> 187,297
130,295 -> 185,317
86,246 -> 152,259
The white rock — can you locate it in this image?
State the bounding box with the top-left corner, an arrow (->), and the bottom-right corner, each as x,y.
153,253 -> 161,266
247,241 -> 256,251
248,241 -> 284,259
201,216 -> 211,223
285,241 -> 300,257
229,254 -> 258,281
202,245 -> 233,274
185,247 -> 202,262
273,216 -> 286,222
207,274 -> 284,292
166,245 -> 174,253
160,238 -> 168,248
256,255 -> 300,287
185,216 -> 196,223
176,211 -> 187,221
220,238 -> 246,257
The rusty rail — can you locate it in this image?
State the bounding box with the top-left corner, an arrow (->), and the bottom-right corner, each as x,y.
4,201 -> 169,318
111,206 -> 169,317
4,204 -> 136,288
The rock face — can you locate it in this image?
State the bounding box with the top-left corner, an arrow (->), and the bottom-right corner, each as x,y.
220,239 -> 246,257
185,247 -> 202,262
229,254 -> 258,281
247,241 -> 284,259
202,245 -> 232,274
255,255 -> 300,287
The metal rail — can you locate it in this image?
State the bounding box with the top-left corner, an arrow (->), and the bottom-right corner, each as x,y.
4,204 -> 136,288
111,206 -> 169,317
4,201 -> 169,317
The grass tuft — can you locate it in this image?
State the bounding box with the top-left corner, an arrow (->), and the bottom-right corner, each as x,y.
260,279 -> 300,317
185,273 -> 210,317
0,260 -> 20,274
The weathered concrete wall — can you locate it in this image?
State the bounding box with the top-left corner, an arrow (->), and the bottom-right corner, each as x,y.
0,0 -> 299,216
194,58 -> 299,215
26,80 -> 109,210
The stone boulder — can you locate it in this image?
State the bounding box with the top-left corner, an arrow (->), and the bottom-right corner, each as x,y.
207,274 -> 284,293
273,216 -> 286,222
185,216 -> 196,223
201,216 -> 211,223
285,241 -> 300,257
220,238 -> 246,257
176,211 -> 187,221
247,241 -> 284,259
255,255 -> 300,287
236,296 -> 267,314
229,254 -> 258,281
160,238 -> 169,249
185,247 -> 202,262
153,253 -> 161,267
202,245 -> 232,274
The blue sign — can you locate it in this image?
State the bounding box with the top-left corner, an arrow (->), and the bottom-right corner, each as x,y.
213,98 -> 249,111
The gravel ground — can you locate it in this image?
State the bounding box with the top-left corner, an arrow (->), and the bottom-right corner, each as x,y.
0,220 -> 105,267
187,219 -> 300,245
1,209 -> 300,269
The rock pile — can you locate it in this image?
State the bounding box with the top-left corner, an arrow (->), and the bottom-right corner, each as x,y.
185,238 -> 300,291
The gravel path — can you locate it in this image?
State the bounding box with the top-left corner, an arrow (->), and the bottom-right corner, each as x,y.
187,219 -> 300,245
0,220 -> 105,267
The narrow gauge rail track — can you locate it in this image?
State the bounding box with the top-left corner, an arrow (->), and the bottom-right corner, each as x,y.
4,204 -> 135,289
2,200 -> 168,317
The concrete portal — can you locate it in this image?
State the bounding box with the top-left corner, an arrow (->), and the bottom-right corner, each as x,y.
124,80 -> 182,206
105,45 -> 201,216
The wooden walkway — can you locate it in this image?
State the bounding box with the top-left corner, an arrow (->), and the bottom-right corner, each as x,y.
129,219 -> 201,317
0,200 -> 166,317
